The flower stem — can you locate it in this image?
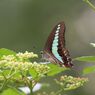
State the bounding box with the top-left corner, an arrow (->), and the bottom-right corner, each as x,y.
55,88 -> 64,95
83,0 -> 95,11
29,80 -> 34,95
0,78 -> 8,92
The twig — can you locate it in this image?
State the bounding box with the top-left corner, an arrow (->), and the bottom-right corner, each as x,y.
83,0 -> 95,11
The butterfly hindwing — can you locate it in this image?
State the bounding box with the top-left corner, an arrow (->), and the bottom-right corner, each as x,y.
43,22 -> 73,68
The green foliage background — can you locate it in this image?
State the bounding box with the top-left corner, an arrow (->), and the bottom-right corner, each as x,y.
0,0 -> 95,95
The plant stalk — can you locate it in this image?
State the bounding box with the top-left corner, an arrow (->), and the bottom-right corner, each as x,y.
83,0 -> 95,11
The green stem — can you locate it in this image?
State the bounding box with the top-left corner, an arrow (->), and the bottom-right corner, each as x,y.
0,78 -> 8,92
83,0 -> 95,11
0,69 -> 17,92
55,81 -> 67,95
8,70 -> 16,79
1,72 -> 7,80
55,88 -> 64,95
28,80 -> 34,95
0,72 -> 9,92
28,75 -> 41,95
21,74 -> 34,95
8,66 -> 14,76
29,89 -> 33,95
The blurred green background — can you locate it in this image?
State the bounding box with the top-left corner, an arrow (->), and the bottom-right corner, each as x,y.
0,0 -> 95,95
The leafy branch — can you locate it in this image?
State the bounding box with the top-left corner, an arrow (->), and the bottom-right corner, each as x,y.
74,43 -> 95,75
83,0 -> 95,11
0,48 -> 88,95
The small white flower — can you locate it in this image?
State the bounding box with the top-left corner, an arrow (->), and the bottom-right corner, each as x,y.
2,55 -> 15,61
16,51 -> 38,59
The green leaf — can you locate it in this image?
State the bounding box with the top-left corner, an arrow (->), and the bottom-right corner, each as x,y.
74,56 -> 95,62
83,66 -> 95,75
0,69 -> 10,76
1,88 -> 25,95
47,64 -> 68,76
29,68 -> 38,78
0,48 -> 16,58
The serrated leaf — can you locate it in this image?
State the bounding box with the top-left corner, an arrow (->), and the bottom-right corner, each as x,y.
0,48 -> 16,58
74,56 -> 95,62
83,66 -> 95,75
47,64 -> 68,76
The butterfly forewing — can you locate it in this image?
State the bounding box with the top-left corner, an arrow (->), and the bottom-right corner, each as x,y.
43,22 -> 73,68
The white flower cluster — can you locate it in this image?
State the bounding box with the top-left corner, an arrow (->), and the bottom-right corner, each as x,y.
0,51 -> 50,75
55,75 -> 88,91
32,62 -> 50,76
2,55 -> 16,61
16,51 -> 38,59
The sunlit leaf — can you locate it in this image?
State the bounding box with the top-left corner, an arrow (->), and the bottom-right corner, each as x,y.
1,88 -> 25,95
47,64 -> 68,76
83,66 -> 95,75
29,68 -> 38,78
0,69 -> 10,76
0,48 -> 16,58
0,69 -> 21,78
74,56 -> 95,62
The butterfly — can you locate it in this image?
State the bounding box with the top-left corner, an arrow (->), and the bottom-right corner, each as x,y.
42,22 -> 73,68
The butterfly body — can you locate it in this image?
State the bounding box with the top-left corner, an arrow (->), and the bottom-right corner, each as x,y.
43,22 -> 73,68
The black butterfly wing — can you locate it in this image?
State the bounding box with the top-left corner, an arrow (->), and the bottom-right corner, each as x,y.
43,23 -> 60,64
43,22 -> 73,67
